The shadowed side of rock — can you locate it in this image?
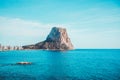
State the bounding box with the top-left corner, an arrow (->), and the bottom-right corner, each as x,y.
22,27 -> 74,50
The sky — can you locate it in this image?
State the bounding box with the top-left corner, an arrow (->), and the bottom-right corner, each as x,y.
0,0 -> 120,49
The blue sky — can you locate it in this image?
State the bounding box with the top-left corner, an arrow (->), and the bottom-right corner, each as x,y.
0,0 -> 120,48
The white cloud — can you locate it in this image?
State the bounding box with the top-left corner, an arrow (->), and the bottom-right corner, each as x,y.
0,16 -> 53,37
0,17 -> 70,36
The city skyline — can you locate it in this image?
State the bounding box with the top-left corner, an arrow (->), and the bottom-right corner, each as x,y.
0,0 -> 120,48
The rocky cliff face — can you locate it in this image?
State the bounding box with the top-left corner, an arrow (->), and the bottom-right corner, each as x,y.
22,27 -> 74,50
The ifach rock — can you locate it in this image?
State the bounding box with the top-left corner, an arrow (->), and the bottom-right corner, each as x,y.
22,27 -> 74,50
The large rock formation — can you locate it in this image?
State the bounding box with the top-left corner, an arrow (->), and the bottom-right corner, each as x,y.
22,27 -> 74,50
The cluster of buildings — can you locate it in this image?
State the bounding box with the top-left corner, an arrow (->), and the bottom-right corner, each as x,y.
0,44 -> 23,51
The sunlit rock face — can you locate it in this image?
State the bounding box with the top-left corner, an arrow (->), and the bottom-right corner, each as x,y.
23,27 -> 74,50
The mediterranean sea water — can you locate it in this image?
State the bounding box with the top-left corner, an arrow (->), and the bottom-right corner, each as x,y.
0,49 -> 120,80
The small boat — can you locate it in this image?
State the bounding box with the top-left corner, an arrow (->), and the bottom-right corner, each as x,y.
16,62 -> 32,65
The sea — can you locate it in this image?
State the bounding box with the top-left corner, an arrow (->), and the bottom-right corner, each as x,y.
0,49 -> 120,80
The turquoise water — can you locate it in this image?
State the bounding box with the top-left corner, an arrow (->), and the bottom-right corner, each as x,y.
0,49 -> 120,80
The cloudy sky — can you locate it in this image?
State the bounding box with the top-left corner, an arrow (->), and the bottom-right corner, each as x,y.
0,0 -> 120,48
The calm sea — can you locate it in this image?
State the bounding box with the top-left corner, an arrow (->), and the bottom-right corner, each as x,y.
0,49 -> 120,80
